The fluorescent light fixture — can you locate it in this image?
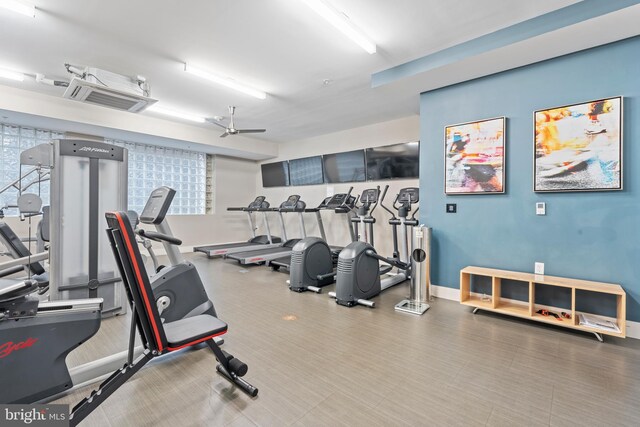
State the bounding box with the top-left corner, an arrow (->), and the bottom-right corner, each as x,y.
146,104 -> 206,123
0,0 -> 36,17
184,64 -> 267,100
302,0 -> 376,54
0,68 -> 25,81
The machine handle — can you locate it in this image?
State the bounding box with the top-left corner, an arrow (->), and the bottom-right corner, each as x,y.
411,206 -> 419,220
342,186 -> 354,205
137,229 -> 182,246
379,185 -> 389,203
369,185 -> 387,216
351,217 -> 376,224
316,271 -> 337,281
379,188 -> 396,220
392,193 -> 401,211
365,249 -> 409,270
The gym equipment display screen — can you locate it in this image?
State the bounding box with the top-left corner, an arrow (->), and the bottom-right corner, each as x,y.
366,142 -> 420,180
261,161 -> 290,187
323,150 -> 366,183
289,156 -> 324,185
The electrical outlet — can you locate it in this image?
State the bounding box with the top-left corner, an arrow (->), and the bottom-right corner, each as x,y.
534,262 -> 545,275
446,203 -> 457,213
536,202 -> 546,215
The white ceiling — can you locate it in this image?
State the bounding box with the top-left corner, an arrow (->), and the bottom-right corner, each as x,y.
0,0 -> 593,144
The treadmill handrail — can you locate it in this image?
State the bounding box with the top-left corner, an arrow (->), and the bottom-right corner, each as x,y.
279,207 -> 307,213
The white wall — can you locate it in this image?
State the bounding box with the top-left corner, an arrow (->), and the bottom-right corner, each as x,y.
166,156 -> 258,249
255,115 -> 420,258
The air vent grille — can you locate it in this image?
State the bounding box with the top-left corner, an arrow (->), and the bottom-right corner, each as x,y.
85,91 -> 140,110
291,251 -> 303,265
337,259 -> 352,275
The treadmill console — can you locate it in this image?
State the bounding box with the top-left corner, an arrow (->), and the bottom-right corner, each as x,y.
140,186 -> 176,225
320,193 -> 356,213
247,196 -> 269,210
397,187 -> 419,204
279,195 -> 305,211
318,197 -> 332,208
360,189 -> 379,204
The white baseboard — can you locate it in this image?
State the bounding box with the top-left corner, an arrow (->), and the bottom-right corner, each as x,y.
430,284 -> 640,340
430,284 -> 459,301
626,321 -> 640,339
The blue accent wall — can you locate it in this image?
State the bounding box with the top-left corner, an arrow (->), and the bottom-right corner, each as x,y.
420,36 -> 640,321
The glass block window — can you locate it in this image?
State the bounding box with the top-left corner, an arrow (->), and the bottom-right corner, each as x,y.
0,123 -> 208,216
107,140 -> 208,215
0,124 -> 62,214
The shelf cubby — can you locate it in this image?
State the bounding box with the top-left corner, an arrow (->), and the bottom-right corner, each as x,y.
459,266 -> 626,341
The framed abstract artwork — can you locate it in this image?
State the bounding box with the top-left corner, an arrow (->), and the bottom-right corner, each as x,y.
534,96 -> 622,192
445,117 -> 505,195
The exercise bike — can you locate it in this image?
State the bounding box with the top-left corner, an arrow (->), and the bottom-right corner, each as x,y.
329,187 -> 419,308
133,186 -> 216,322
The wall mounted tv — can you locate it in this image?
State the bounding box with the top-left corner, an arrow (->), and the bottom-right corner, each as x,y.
323,149 -> 366,183
289,156 -> 324,186
366,141 -> 420,180
261,161 -> 290,187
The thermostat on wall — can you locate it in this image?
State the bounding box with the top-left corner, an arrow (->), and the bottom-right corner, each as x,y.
536,202 -> 546,215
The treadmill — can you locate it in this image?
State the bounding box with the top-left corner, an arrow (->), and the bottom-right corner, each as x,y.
193,196 -> 281,258
269,191 -> 356,271
225,195 -> 307,265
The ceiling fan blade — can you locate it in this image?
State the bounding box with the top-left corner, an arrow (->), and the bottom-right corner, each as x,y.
219,132 -> 230,138
236,129 -> 266,134
205,118 -> 228,129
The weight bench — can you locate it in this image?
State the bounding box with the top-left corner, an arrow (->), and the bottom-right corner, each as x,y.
69,211 -> 258,426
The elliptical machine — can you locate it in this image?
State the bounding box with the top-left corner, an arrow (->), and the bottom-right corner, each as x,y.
329,187 -> 419,308
289,187 -> 382,293
134,186 -> 216,322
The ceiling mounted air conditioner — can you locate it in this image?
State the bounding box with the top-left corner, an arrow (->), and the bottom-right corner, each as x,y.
62,67 -> 157,113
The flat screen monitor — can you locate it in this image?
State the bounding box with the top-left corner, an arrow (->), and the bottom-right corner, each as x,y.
322,150 -> 366,183
366,141 -> 420,180
261,161 -> 290,187
289,156 -> 324,185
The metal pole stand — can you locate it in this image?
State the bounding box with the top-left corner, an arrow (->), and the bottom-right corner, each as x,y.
395,226 -> 431,315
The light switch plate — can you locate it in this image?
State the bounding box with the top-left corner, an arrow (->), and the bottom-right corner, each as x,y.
534,262 -> 545,275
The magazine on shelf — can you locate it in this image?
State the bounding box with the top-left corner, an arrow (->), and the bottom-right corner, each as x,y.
578,313 -> 621,333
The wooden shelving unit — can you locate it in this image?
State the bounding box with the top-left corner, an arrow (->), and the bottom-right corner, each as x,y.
460,266 -> 626,341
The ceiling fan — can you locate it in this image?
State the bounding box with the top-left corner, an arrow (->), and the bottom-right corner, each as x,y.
206,106 -> 266,138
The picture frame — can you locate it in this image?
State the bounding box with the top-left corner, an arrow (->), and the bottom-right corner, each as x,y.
444,117 -> 506,195
534,96 -> 623,192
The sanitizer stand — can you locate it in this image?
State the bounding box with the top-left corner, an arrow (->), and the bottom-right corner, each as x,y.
395,226 -> 431,315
